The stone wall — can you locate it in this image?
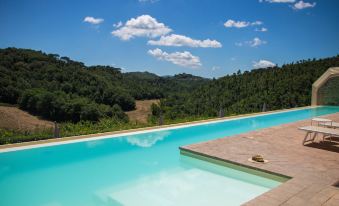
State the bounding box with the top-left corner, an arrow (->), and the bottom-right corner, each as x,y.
318,76 -> 339,105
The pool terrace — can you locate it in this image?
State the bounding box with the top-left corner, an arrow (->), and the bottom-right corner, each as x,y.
181,112 -> 339,206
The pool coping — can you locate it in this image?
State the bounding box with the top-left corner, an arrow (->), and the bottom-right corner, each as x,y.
180,148 -> 291,183
0,106 -> 316,153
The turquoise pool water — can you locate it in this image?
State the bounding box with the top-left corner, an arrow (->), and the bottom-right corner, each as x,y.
1,106 -> 339,206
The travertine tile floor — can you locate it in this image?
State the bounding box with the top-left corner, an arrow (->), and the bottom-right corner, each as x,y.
181,113 -> 339,206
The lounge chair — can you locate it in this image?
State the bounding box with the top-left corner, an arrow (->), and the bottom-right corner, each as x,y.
299,126 -> 339,145
319,121 -> 339,129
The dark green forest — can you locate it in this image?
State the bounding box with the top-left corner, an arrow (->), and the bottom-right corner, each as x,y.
1,48 -> 339,123
154,55 -> 339,120
0,48 -> 208,122
1,47 -> 339,144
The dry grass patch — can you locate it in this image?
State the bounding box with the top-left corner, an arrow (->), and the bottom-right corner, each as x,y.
0,106 -> 53,132
126,100 -> 159,123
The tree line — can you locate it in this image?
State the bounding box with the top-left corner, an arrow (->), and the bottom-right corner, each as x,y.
152,56 -> 339,120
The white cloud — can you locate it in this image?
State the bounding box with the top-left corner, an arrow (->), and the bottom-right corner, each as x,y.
224,20 -> 250,28
112,15 -> 172,40
251,21 -> 263,26
113,21 -> 123,28
249,37 -> 267,47
147,34 -> 222,48
236,37 -> 267,47
113,15 -> 222,50
253,60 -> 276,69
260,0 -> 315,10
148,48 -> 202,68
260,0 -> 295,3
255,27 -> 268,32
293,1 -> 316,10
83,16 -> 104,25
224,19 -> 263,28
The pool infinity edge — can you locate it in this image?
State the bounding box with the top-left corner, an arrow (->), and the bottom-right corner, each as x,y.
0,106 -> 317,153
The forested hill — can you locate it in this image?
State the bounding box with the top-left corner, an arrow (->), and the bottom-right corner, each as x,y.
157,55 -> 339,119
122,72 -> 208,100
0,48 -> 208,122
1,47 -> 338,123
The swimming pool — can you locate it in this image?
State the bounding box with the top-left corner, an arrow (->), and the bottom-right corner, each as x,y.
1,106 -> 339,206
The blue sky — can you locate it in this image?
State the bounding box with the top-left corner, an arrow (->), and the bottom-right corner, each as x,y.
1,0 -> 338,78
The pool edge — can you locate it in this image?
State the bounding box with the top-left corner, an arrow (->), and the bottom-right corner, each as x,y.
0,105 -> 320,153
179,147 -> 291,183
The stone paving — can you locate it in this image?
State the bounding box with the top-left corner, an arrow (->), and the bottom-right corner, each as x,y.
181,113 -> 339,206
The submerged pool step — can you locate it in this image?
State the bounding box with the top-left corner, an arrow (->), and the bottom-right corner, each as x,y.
95,166 -> 273,206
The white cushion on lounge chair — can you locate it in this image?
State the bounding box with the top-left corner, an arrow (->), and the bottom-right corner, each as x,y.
299,126 -> 339,145
299,126 -> 339,135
